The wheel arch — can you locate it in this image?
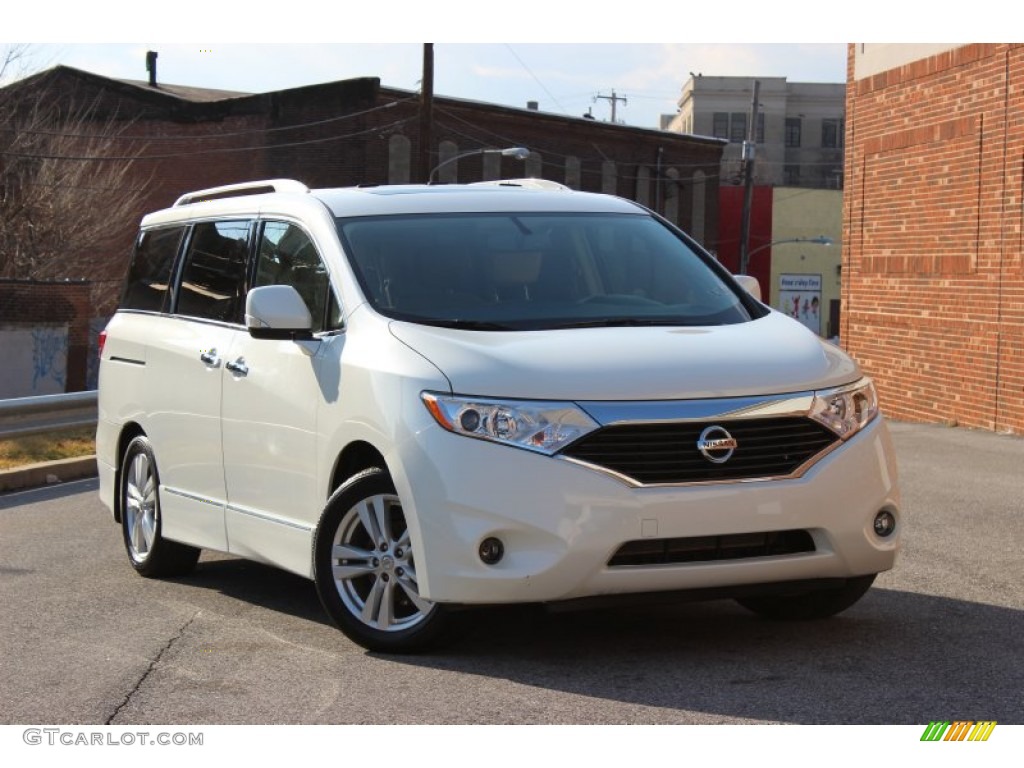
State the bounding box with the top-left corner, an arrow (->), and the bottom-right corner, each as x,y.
329,440 -> 389,496
112,422 -> 146,524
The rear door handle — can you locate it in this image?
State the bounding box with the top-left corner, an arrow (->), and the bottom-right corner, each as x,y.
226,357 -> 249,377
199,349 -> 220,366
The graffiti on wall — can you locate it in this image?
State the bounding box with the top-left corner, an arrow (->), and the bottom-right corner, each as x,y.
0,324 -> 69,398
32,326 -> 69,390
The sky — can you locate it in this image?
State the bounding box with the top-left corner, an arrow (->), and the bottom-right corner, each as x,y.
4,1 -> 992,130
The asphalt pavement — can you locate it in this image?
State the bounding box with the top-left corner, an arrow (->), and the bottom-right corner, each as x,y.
0,420 -> 1021,725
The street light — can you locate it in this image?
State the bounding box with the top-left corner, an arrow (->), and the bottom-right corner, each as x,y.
429,146 -> 530,184
743,236 -> 834,271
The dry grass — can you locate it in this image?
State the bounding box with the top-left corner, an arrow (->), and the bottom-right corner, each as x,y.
0,427 -> 95,470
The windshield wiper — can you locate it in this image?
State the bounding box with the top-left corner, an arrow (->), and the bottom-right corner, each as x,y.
422,318 -> 518,331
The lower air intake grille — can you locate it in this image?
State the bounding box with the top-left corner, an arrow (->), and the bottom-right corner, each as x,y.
561,417 -> 839,485
608,529 -> 816,568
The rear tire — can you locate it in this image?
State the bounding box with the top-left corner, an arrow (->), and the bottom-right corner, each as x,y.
313,467 -> 453,652
736,575 -> 876,620
120,435 -> 200,578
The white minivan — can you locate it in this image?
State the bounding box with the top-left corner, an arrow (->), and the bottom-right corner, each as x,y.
97,178 -> 900,652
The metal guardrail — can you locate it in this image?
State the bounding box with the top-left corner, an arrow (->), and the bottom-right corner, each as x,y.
0,391 -> 98,439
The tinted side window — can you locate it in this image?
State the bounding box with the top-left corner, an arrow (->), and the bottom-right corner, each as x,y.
176,221 -> 251,323
253,221 -> 341,333
121,226 -> 185,312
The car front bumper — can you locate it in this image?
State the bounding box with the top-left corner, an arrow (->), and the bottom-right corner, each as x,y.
392,415 -> 900,605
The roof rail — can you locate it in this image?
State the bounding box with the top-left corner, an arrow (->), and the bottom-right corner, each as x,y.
173,179 -> 310,207
470,178 -> 571,192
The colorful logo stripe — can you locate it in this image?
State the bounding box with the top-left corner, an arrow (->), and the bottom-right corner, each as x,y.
921,721 -> 997,742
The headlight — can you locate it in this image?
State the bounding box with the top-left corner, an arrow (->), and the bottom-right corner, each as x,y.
809,378 -> 879,439
422,392 -> 599,455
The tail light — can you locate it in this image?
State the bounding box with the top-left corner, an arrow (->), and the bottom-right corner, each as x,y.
98,328 -> 107,360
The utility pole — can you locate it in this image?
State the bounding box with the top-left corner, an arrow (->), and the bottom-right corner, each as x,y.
594,89 -> 628,123
738,79 -> 760,276
417,43 -> 434,183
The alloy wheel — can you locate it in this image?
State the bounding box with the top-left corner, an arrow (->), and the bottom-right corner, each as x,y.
330,493 -> 435,632
124,451 -> 157,562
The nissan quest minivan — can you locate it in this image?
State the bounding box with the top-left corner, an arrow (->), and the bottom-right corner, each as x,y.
97,178 -> 900,652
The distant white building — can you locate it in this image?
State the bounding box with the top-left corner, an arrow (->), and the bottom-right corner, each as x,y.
662,75 -> 846,189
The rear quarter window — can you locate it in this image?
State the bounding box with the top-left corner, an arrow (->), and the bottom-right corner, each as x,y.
120,226 -> 186,312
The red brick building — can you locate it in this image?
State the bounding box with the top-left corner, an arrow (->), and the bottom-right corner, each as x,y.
1,66 -> 726,314
842,44 -> 1024,433
0,279 -> 92,394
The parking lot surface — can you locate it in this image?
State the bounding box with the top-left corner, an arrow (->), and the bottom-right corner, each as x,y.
0,422 -> 1021,724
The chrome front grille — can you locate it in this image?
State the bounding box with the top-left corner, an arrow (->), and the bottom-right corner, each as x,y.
560,417 -> 840,485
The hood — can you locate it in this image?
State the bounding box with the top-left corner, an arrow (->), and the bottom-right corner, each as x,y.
389,311 -> 860,401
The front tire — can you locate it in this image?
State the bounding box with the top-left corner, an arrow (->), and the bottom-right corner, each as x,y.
120,435 -> 200,578
313,468 -> 452,652
736,575 -> 876,620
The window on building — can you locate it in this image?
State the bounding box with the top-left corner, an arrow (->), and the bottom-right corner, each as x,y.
784,165 -> 801,186
785,118 -> 802,148
712,112 -> 729,139
729,112 -> 747,143
822,118 -> 845,149
711,112 -> 763,143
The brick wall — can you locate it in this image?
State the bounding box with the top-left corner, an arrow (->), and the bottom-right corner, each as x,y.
842,44 -> 1024,433
0,280 -> 92,393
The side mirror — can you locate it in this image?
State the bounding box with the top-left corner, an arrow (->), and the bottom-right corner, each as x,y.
245,285 -> 313,340
733,274 -> 761,302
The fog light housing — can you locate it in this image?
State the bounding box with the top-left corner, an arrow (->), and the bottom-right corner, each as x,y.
873,511 -> 896,537
478,537 -> 504,565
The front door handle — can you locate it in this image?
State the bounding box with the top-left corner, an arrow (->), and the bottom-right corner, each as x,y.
226,357 -> 249,377
199,349 -> 220,367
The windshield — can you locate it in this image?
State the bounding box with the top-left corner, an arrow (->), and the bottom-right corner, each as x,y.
337,212 -> 757,330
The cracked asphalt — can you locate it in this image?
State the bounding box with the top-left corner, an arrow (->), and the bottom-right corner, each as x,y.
0,421 -> 1022,725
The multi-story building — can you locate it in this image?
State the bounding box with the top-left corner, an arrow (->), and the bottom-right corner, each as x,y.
663,76 -> 846,323
663,75 -> 846,190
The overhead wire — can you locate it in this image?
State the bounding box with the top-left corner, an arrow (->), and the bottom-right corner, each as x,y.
0,95 -> 419,142
2,86 -> 839,183
502,45 -> 570,116
432,117 -> 731,185
0,116 -> 417,162
433,109 -> 729,171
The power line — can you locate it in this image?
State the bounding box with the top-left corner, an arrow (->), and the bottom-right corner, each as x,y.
433,108 -> 723,171
431,120 -> 732,187
0,116 -> 416,162
503,45 -> 569,115
0,96 -> 417,142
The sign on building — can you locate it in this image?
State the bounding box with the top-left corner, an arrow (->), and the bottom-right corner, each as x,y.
779,274 -> 822,335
